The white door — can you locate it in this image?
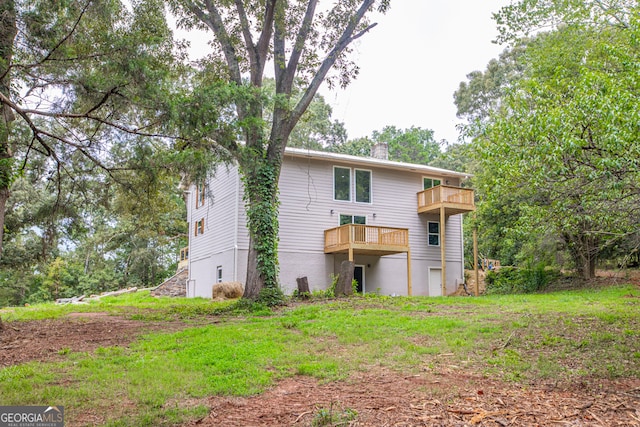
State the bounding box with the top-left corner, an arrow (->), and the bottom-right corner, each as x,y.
429,268 -> 442,297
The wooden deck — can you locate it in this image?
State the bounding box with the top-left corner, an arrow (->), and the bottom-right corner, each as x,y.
324,224 -> 410,257
178,247 -> 189,269
417,185 -> 475,216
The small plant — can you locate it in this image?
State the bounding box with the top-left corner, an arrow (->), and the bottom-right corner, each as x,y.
256,286 -> 286,307
311,402 -> 357,426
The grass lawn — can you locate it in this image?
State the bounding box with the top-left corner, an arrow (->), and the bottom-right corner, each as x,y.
1,284 -> 638,426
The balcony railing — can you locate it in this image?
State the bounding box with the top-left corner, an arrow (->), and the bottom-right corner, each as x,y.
324,224 -> 409,257
417,185 -> 475,216
178,246 -> 189,269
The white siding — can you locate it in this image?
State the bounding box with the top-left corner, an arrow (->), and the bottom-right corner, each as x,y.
188,164 -> 243,297
278,155 -> 466,296
186,152 -> 468,298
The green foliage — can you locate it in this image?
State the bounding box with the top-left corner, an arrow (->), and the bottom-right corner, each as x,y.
485,265 -> 560,295
257,286 -> 286,308
312,403 -> 357,427
242,161 -> 281,293
330,125 -> 442,166
464,2 -> 640,276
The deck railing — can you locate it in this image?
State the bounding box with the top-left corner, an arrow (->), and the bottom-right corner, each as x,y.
417,185 -> 475,213
324,224 -> 409,252
178,246 -> 189,269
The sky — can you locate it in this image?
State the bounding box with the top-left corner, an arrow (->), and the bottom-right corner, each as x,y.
318,1 -> 512,145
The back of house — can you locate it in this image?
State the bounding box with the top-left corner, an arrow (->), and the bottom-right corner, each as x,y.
185,146 -> 475,298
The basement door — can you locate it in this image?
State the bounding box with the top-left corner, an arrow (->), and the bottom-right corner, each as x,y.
428,268 -> 442,297
354,265 -> 365,294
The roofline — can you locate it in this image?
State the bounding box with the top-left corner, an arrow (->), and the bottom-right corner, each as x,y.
284,147 -> 471,179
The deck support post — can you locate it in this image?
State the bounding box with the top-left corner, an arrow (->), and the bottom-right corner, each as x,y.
440,205 -> 446,297
473,213 -> 479,296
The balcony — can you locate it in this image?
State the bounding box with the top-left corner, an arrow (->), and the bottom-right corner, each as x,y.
324,224 -> 410,257
178,246 -> 189,269
417,185 -> 475,216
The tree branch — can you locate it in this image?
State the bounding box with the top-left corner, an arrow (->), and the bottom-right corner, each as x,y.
290,0 -> 375,128
282,0 -> 319,93
256,0 -> 276,78
269,0 -> 377,161
40,0 -> 92,63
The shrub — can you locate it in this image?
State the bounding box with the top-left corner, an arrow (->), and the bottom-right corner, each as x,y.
485,264 -> 559,295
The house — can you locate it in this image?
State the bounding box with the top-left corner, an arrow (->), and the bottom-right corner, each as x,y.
185,144 -> 475,298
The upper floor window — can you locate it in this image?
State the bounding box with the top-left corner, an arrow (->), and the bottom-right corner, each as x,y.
196,183 -> 206,208
355,169 -> 371,203
195,218 -> 205,236
334,166 -> 372,203
334,167 -> 351,201
428,221 -> 440,246
423,177 -> 441,190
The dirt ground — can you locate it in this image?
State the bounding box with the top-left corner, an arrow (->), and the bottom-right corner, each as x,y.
185,370 -> 640,426
0,312 -> 188,367
2,277 -> 640,426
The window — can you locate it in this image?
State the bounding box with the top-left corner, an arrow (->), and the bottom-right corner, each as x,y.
423,177 -> 442,190
196,183 -> 206,208
355,169 -> 371,203
195,218 -> 205,236
180,248 -> 189,261
340,214 -> 366,225
334,167 -> 351,201
216,266 -> 223,283
334,166 -> 372,203
428,221 -> 440,246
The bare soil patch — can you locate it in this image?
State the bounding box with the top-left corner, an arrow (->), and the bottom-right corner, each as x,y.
0,312 -> 187,367
185,368 -> 640,426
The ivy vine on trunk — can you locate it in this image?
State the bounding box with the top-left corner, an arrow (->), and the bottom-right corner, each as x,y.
170,0 -> 390,301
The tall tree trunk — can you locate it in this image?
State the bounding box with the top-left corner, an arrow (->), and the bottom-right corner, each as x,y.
241,160 -> 281,300
564,232 -> 598,280
0,0 -> 17,259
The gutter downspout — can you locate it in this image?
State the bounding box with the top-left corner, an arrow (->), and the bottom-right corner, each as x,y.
233,167 -> 240,282
185,190 -> 193,298
460,215 -> 465,288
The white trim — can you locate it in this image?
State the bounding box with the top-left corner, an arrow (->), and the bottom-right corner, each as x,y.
333,165 -> 352,202
427,221 -> 440,247
422,176 -> 442,190
354,168 -> 373,204
338,213 -> 367,226
285,147 -> 470,179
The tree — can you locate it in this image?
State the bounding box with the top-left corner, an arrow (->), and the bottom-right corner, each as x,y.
330,125 -> 441,166
373,126 -> 441,165
0,0 -> 179,259
169,0 -> 390,301
474,2 -> 640,279
453,45 -> 526,125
